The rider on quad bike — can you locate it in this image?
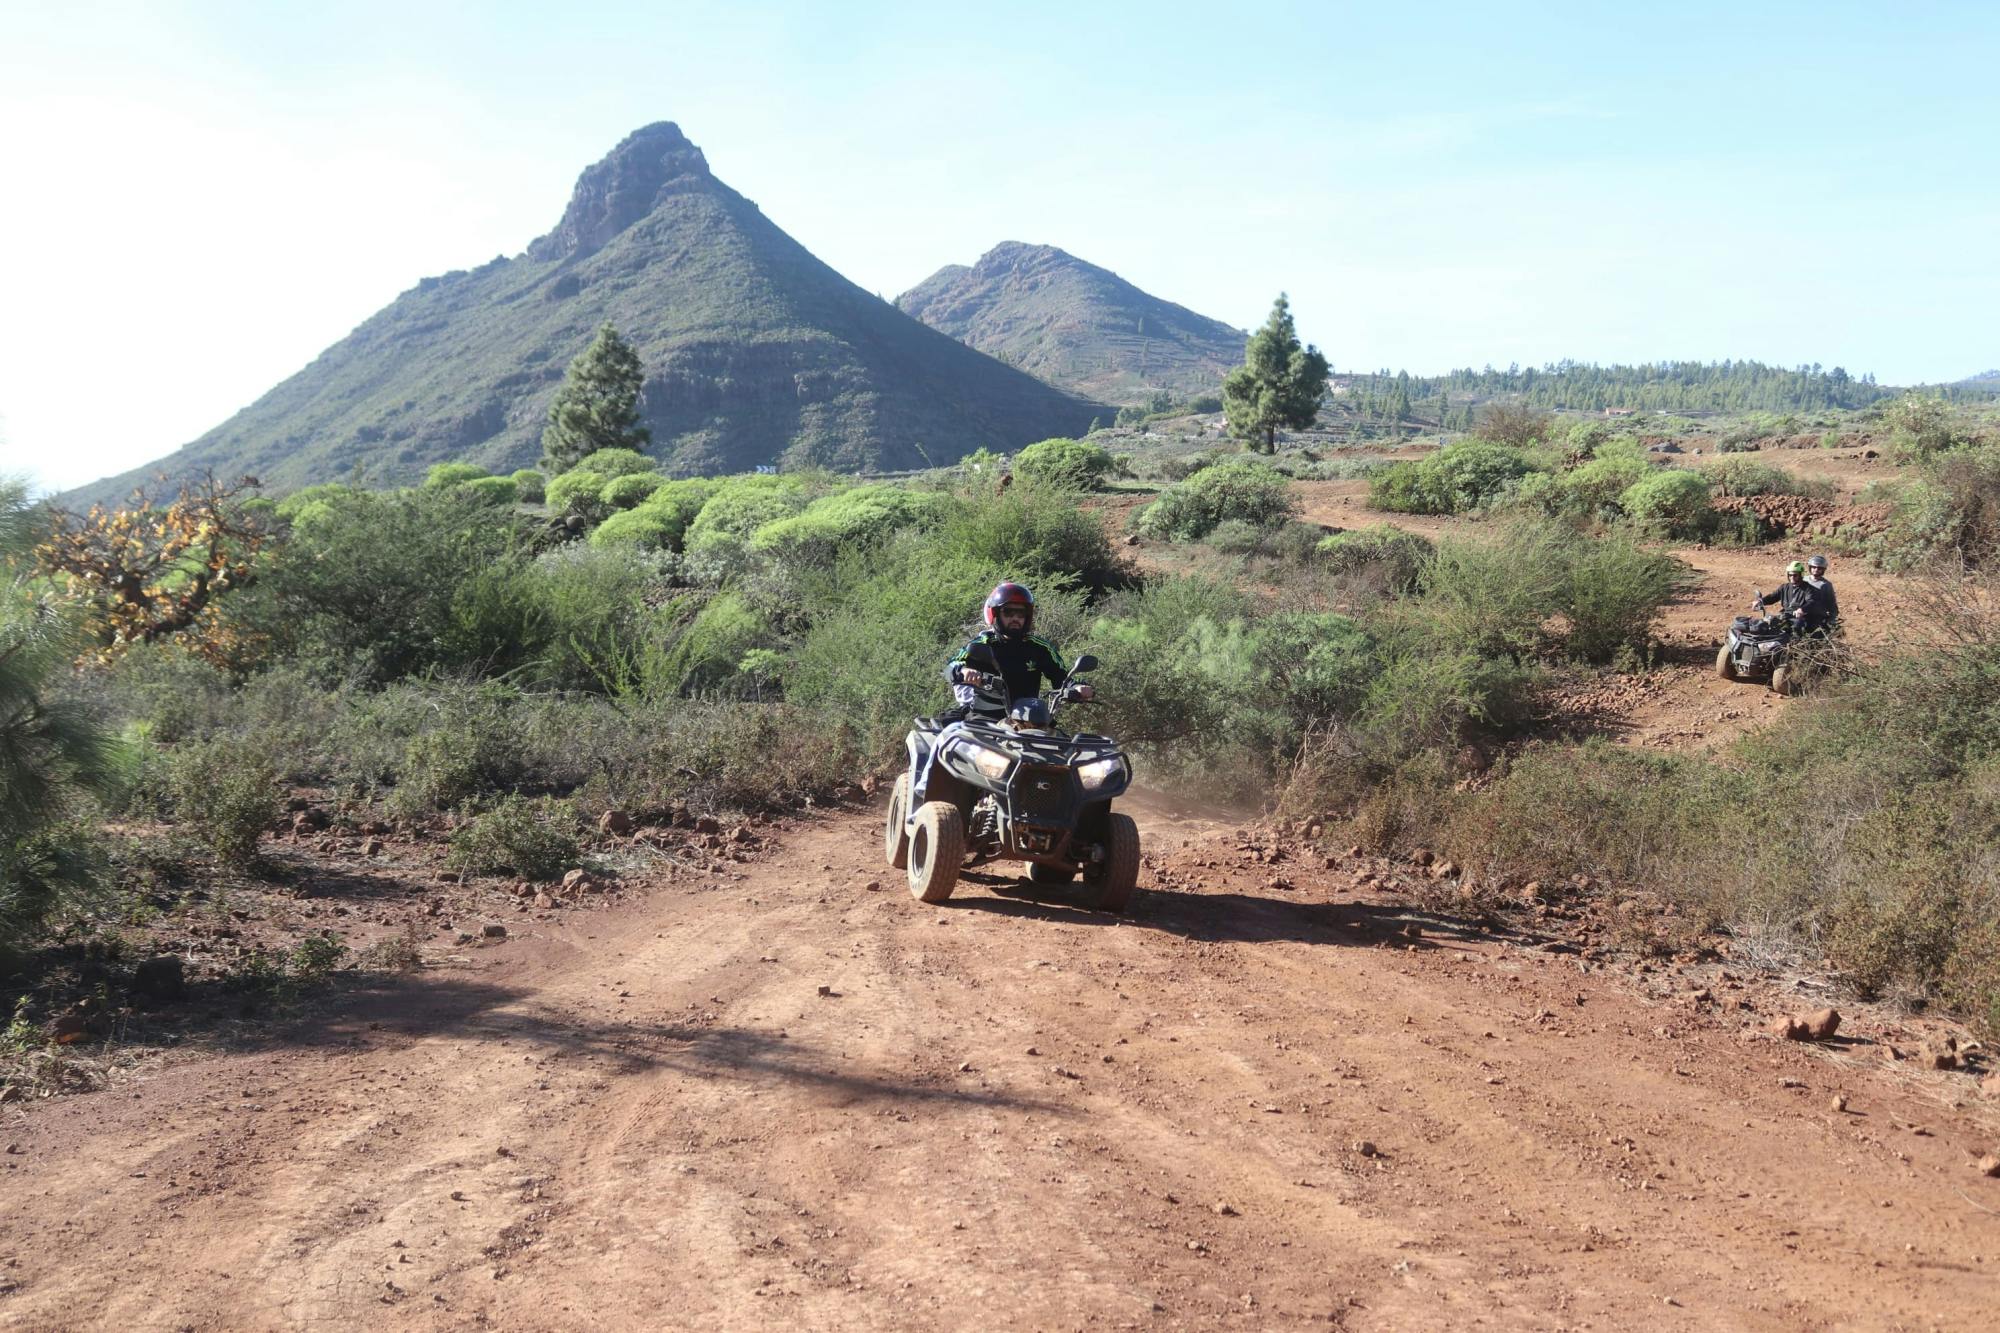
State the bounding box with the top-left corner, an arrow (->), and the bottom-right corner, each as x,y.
942,582 -> 1092,720
1752,560 -> 1834,636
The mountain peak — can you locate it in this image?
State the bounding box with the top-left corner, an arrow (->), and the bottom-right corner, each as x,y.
527,122 -> 713,262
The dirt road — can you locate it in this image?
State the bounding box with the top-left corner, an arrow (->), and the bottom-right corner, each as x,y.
5,797 -> 1997,1330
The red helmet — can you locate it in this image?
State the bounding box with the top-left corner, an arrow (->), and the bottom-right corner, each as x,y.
983,581 -> 1035,633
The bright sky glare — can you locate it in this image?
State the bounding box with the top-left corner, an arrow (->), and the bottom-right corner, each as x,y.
3,0 -> 1996,493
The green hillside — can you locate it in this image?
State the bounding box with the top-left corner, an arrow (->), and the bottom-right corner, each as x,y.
68,124 -> 1100,504
897,242 -> 1246,406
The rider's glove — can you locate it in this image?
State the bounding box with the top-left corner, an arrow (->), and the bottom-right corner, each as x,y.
960,668 -> 984,687
1074,683 -> 1095,701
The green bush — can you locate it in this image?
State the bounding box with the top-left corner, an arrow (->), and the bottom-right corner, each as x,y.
929,486 -> 1125,592
1013,438 -> 1114,492
1879,446 -> 2000,568
749,485 -> 954,568
424,462 -> 489,489
460,475 -> 518,506
511,469 -> 547,504
546,469 -> 611,523
590,478 -> 718,553
1316,525 -> 1434,596
273,482 -> 354,524
574,448 -> 658,479
601,472 -> 666,510
683,475 -> 813,565
1137,459 -> 1297,541
1561,535 -> 1688,663
1562,445 -> 1651,512
447,796 -> 581,880
1620,469 -> 1714,540
1699,457 -> 1833,499
1413,526 -> 1570,659
164,737 -> 280,865
1369,440 -> 1543,515
259,486 -> 528,683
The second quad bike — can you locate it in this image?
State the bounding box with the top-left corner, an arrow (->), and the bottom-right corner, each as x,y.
883,648 -> 1140,912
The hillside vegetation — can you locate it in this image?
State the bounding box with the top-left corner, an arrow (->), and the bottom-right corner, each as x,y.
10,397 -> 2000,1039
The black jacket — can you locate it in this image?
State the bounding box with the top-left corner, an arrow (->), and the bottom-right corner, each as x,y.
945,630 -> 1072,711
1758,579 -> 1833,633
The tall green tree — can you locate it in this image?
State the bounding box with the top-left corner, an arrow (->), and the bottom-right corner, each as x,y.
2,479 -> 117,955
1223,295 -> 1329,453
541,323 -> 652,475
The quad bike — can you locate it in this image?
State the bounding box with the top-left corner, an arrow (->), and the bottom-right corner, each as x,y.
1716,590 -> 1826,695
882,646 -> 1140,912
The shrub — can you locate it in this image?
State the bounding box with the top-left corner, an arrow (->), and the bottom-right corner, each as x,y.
460,475 -> 518,506
1561,535 -> 1688,663
1880,446 -> 2000,567
447,795 -> 581,880
1369,441 -> 1543,515
1413,525 -> 1571,659
164,736 -> 280,865
749,485 -> 953,568
1316,525 -> 1434,596
1138,459 -> 1296,541
546,469 -> 611,523
1699,457 -> 1833,499
260,486 -> 528,683
424,462 -> 489,488
930,486 -> 1125,592
573,448 -> 658,479
511,469 -> 547,504
1562,445 -> 1651,513
273,483 -> 354,524
683,475 -> 813,563
1620,469 -> 1714,540
1882,395 -> 1972,461
591,478 -> 719,553
1013,438 -> 1114,492
601,472 -> 666,510
1473,402 -> 1554,448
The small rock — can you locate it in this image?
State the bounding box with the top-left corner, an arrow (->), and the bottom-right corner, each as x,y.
1410,847 -> 1435,867
1830,1094 -> 1849,1113
1347,845 -> 1364,858
561,868 -> 589,892
1979,1155 -> 2000,1178
731,826 -> 755,844
1430,860 -> 1459,880
1352,1140 -> 1379,1158
865,880 -> 883,892
694,815 -> 722,835
598,810 -> 634,836
1212,1202 -> 1239,1217
361,838 -> 385,857
533,893 -> 555,910
455,931 -> 476,945
481,923 -> 507,940
1025,1045 -> 1042,1056
1767,1015 -> 1811,1042
1124,533 -> 1140,546
817,985 -> 834,997
1804,1007 -> 1841,1040
291,808 -> 327,835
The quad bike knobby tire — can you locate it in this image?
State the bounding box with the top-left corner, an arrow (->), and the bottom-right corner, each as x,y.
883,774 -> 910,870
1770,664 -> 1793,697
906,801 -> 965,904
1027,862 -> 1075,886
1715,645 -> 1737,681
1085,813 -> 1141,914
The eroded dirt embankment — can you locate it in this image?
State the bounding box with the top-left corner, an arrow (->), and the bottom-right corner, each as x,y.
4,799 -> 1997,1330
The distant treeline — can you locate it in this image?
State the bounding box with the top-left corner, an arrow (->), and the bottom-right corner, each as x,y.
1336,360 -> 1996,420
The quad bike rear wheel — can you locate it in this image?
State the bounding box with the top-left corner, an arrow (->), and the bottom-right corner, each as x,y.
883,774 -> 910,870
1085,813 -> 1141,914
1715,645 -> 1737,681
906,801 -> 965,904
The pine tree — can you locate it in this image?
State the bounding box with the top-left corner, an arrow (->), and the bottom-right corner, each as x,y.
541,324 -> 652,474
1222,295 -> 1330,453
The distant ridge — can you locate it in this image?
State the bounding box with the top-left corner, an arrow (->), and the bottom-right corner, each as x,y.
66,123 -> 1101,504
897,242 -> 1246,406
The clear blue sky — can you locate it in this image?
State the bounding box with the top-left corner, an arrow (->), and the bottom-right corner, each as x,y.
3,1 -> 1996,492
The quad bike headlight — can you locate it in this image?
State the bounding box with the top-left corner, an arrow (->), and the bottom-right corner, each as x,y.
962,743 -> 1012,781
1078,756 -> 1127,791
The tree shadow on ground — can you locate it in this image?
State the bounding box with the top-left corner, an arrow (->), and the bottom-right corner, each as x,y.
949,870 -> 1496,950
217,969 -> 1066,1115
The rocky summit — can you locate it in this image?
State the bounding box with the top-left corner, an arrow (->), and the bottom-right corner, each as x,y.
897,242 -> 1247,406
69,123 -> 1100,502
